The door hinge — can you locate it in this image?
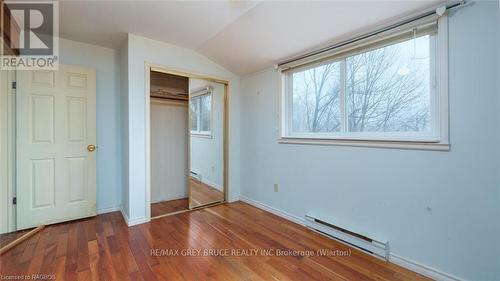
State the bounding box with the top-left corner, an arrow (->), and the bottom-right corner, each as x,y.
12,197 -> 17,205
11,81 -> 16,89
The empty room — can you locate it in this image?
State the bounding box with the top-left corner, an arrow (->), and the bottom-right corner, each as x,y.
0,0 -> 499,280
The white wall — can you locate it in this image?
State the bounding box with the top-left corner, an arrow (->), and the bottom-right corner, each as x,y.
120,39 -> 129,216
190,79 -> 224,190
240,3 -> 500,281
123,34 -> 241,222
150,101 -> 188,202
59,38 -> 122,213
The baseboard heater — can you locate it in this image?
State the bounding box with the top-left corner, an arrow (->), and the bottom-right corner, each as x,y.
305,214 -> 389,260
190,171 -> 202,182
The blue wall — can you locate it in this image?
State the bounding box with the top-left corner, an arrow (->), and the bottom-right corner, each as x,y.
240,2 -> 500,280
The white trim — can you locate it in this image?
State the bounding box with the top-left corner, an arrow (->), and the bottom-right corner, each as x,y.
389,254 -> 464,281
127,216 -> 149,227
97,205 -> 122,215
282,132 -> 441,142
278,138 -> 450,151
120,207 -> 149,227
0,66 -> 9,234
120,208 -> 129,224
0,67 -> 16,234
239,196 -> 305,226
437,15 -> 450,146
240,196 -> 463,281
145,64 -> 152,222
279,16 -> 449,150
7,69 -> 16,233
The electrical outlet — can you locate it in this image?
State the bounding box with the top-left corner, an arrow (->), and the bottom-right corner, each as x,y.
274,184 -> 279,192
211,166 -> 215,173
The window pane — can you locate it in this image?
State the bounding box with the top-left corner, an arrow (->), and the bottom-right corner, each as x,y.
190,98 -> 198,131
292,61 -> 341,133
346,35 -> 432,133
200,94 -> 211,132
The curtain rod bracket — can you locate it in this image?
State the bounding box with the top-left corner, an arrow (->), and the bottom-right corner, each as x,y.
436,6 -> 447,17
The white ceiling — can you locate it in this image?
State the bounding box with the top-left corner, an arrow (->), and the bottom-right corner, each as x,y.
59,0 -> 442,75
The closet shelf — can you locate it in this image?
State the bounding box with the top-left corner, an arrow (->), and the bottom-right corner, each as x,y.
150,88 -> 188,101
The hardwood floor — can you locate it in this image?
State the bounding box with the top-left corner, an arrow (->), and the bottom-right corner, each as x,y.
150,178 -> 223,218
151,198 -> 188,218
0,229 -> 31,248
0,202 -> 430,281
190,179 -> 223,207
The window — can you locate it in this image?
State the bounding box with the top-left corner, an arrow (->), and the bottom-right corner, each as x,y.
281,18 -> 448,150
190,92 -> 212,136
346,36 -> 431,134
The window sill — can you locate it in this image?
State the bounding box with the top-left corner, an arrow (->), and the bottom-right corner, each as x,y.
278,137 -> 450,151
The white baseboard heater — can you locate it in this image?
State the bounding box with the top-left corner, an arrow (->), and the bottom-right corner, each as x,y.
305,214 -> 390,261
190,171 -> 202,182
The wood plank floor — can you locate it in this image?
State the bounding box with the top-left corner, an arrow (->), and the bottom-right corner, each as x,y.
190,179 -> 223,207
0,202 -> 430,281
151,198 -> 188,218
0,229 -> 31,248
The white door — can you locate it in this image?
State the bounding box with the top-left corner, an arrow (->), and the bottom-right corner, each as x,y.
16,64 -> 97,230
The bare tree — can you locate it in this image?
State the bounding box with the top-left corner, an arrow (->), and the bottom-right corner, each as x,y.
292,39 -> 430,133
293,62 -> 341,133
347,45 -> 428,132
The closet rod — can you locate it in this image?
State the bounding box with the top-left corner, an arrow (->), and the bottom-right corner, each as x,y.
150,95 -> 188,101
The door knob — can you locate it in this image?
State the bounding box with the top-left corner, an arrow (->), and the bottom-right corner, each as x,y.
87,144 -> 96,152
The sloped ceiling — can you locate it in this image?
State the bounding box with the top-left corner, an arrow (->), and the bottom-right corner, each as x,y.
59,1 -> 443,75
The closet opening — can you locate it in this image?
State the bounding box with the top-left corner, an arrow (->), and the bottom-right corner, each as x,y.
148,68 -> 228,219
150,71 -> 190,218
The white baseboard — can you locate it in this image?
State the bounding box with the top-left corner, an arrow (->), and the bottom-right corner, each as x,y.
239,196 -> 305,226
120,208 -> 129,224
127,216 -> 149,227
239,196 -> 463,281
389,254 -> 464,281
202,178 -> 223,192
151,194 -> 188,204
97,205 -> 122,215
120,207 -> 149,227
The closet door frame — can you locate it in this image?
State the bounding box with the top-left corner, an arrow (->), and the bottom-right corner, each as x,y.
144,63 -> 229,220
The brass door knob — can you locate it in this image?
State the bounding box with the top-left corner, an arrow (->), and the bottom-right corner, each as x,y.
87,144 -> 96,152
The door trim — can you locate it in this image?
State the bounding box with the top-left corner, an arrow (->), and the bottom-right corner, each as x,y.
0,64 -> 16,234
144,62 -> 230,221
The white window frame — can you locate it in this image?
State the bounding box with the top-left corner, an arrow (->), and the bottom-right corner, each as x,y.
279,16 -> 449,151
190,90 -> 213,138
